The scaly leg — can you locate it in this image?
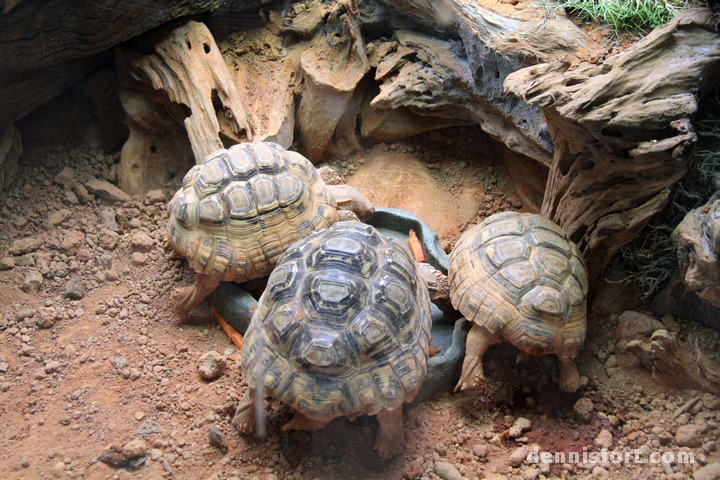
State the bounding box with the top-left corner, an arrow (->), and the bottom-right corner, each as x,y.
171,273 -> 221,320
558,357 -> 580,393
232,388 -> 256,434
375,406 -> 405,459
455,323 -> 502,391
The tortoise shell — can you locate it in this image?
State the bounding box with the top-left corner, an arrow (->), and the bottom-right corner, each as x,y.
241,221 -> 432,420
167,142 -> 338,282
448,211 -> 588,358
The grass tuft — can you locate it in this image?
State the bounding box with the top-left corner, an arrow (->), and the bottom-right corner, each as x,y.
554,0 -> 694,31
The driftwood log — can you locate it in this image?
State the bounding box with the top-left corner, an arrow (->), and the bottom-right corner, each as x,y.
116,20 -> 253,194
375,0 -> 590,166
505,9 -> 720,284
627,329 -> 720,395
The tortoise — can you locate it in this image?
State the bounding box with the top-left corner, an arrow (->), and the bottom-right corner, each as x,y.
166,142 -> 373,319
233,221 -> 432,458
448,211 -> 588,393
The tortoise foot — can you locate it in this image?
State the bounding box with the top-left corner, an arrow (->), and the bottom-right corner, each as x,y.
558,358 -> 580,393
232,390 -> 256,435
375,407 -> 404,459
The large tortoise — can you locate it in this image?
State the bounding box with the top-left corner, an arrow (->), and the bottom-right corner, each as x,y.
448,211 -> 588,393
234,221 -> 432,458
166,142 -> 373,319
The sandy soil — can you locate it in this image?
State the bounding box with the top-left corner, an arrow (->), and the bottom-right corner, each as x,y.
0,138 -> 719,480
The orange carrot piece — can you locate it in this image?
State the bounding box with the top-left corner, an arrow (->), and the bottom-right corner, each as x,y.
211,306 -> 243,351
408,229 -> 425,262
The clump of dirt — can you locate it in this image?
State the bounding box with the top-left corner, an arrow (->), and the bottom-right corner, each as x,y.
1,140 -> 720,480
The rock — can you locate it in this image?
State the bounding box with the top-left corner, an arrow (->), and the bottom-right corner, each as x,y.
74,183 -> 92,205
10,236 -> 43,255
37,307 -> 57,328
60,231 -> 85,255
129,232 -> 154,252
22,270 -> 43,293
0,362 -> 9,373
144,189 -> 166,205
434,461 -> 462,480
593,429 -> 613,449
676,424 -> 704,447
45,209 -> 72,229
44,361 -> 62,374
509,417 -> 532,437
99,208 -> 117,231
198,351 -> 226,380
473,444 -> 488,458
508,445 -> 528,467
54,167 -> 76,186
134,411 -> 145,421
208,428 -> 226,451
592,466 -> 610,480
121,439 -> 147,459
99,229 -> 120,250
616,311 -> 665,339
112,357 -> 129,369
703,393 -> 720,410
136,420 -> 162,438
84,177 -> 130,203
64,278 -> 85,300
0,256 -> 15,270
694,462 -> 720,480
130,252 -> 147,265
573,397 -> 593,423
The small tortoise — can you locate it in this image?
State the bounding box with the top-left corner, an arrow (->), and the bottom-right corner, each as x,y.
166,142 -> 373,319
234,221 -> 432,458
448,211 -> 588,393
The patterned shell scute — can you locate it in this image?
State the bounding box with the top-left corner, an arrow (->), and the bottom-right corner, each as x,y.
448,212 -> 588,357
167,143 -> 338,282
241,222 -> 432,421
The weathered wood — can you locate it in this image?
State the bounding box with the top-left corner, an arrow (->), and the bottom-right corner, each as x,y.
116,20 -> 252,194
295,0 -> 370,161
627,329 -> 720,395
0,0 -> 272,127
0,0 -> 273,72
505,9 -> 720,283
378,0 -> 590,166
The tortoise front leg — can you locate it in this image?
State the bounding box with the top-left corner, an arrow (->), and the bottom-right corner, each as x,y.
171,273 -> 221,320
455,323 -> 502,392
374,406 -> 405,459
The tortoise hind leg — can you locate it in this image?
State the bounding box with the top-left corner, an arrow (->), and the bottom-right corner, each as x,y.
558,357 -> 580,393
374,406 -> 405,459
232,388 -> 256,434
171,273 -> 221,320
455,323 -> 502,391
